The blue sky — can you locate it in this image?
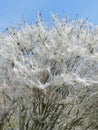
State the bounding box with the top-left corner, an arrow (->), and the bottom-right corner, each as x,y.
0,0 -> 98,29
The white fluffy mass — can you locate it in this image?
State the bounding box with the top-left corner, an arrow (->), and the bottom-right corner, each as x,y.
0,15 -> 98,129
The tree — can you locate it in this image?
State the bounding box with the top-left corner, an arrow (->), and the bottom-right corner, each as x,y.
0,15 -> 98,130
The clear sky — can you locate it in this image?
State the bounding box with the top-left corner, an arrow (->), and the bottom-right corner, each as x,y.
0,0 -> 98,29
